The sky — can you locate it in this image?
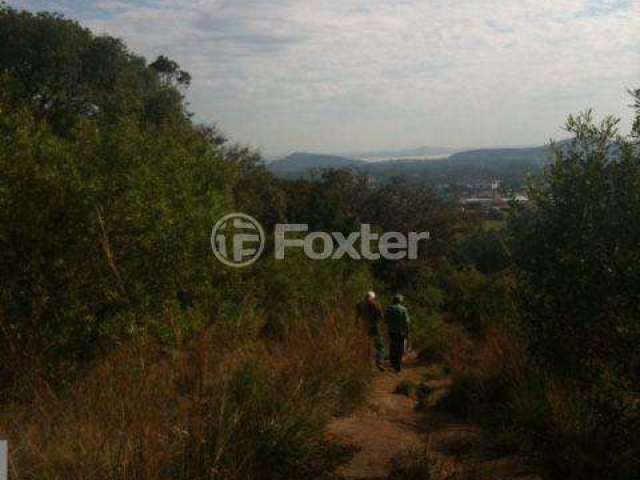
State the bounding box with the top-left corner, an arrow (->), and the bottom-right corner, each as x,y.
11,0 -> 640,156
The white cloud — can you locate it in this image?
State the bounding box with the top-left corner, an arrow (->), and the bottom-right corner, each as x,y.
10,0 -> 640,153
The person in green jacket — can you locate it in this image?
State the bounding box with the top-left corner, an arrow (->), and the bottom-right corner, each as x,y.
357,291 -> 386,371
385,294 -> 410,372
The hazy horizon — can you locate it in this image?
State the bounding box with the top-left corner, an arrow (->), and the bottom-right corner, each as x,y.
268,140 -> 567,160
11,0 -> 640,156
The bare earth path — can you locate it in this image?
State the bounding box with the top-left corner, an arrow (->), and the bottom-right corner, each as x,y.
326,360 -> 425,479
327,358 -> 540,480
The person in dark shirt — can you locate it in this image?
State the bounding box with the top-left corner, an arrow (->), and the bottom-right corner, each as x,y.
357,291 -> 386,371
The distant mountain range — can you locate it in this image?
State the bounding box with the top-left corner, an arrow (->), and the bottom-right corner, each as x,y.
447,146 -> 552,168
267,143 -> 556,178
267,152 -> 366,176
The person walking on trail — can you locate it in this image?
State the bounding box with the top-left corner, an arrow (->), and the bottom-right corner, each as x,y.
386,294 -> 410,372
357,291 -> 386,371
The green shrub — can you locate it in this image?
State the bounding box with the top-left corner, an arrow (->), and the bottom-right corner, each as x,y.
531,379 -> 640,480
455,229 -> 509,274
388,450 -> 436,480
508,112 -> 640,384
394,380 -> 418,398
413,314 -> 452,363
436,371 -> 482,417
443,268 -> 516,337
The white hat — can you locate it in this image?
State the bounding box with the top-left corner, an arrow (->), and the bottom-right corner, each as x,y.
366,291 -> 376,300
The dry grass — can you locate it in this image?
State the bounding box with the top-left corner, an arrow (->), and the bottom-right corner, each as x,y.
437,325 -> 640,479
0,308 -> 371,480
388,446 -> 500,480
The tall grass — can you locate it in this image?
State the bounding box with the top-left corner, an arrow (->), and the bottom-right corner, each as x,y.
0,306 -> 370,480
436,326 -> 640,479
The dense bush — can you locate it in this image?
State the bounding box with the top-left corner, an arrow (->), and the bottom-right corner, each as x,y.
441,267 -> 516,336
0,77 -> 244,390
454,229 -> 509,274
438,110 -> 640,480
509,112 -> 640,385
504,112 -> 640,479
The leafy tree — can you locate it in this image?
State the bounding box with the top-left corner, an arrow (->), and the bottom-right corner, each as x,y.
631,87 -> 640,140
0,5 -> 189,132
281,169 -> 372,233
0,95 -> 244,379
508,111 -> 640,384
455,230 -> 509,274
149,55 -> 192,87
365,178 -> 459,295
279,170 -> 460,298
0,8 -> 266,388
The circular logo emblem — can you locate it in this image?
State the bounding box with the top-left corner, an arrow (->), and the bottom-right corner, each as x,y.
211,213 -> 265,268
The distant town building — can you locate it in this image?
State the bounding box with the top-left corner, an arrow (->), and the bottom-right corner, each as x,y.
459,188 -> 528,218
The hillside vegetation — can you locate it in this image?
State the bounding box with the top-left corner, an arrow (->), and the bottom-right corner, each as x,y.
1,5 -> 640,480
0,7 -> 455,479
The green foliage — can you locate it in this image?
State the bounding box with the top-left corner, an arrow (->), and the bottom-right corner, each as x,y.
508,111 -> 640,383
0,6 -> 470,479
437,108 -> 640,480
0,7 -> 393,399
283,169 -> 373,233
0,5 -> 190,132
388,450 -> 436,480
631,87 -> 640,140
220,360 -> 334,479
411,313 -> 448,362
394,380 -> 418,397
0,99 -> 241,381
281,169 -> 460,298
443,267 -> 516,336
253,249 -> 374,338
490,374 -> 640,480
436,371 -> 483,417
366,179 -> 458,292
455,229 -> 509,274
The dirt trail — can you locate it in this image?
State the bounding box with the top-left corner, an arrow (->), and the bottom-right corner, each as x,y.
327,362 -> 425,479
327,359 -> 539,480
